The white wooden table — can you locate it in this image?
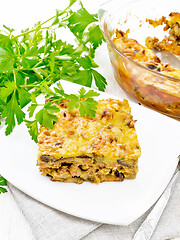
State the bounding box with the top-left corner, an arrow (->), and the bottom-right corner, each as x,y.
0,187 -> 36,240
0,0 -> 180,239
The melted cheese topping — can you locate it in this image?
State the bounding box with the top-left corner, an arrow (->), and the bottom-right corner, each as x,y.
38,99 -> 141,165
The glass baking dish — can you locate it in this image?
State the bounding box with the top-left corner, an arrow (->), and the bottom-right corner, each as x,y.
99,0 -> 180,118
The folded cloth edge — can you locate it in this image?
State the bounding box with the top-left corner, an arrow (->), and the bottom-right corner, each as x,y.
8,183 -> 102,240
7,175 -> 180,240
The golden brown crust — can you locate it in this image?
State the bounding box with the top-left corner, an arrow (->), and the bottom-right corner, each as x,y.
113,29 -> 180,81
37,99 -> 141,183
146,12 -> 180,55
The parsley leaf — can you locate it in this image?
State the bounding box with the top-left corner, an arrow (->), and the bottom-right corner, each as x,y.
66,87 -> 100,117
0,47 -> 14,73
28,104 -> 38,118
88,25 -> 105,50
0,81 -> 16,100
69,0 -> 78,7
79,88 -> 100,98
0,34 -> 12,51
2,92 -> 25,135
68,95 -> 80,111
73,70 -> 93,87
79,98 -> 98,117
18,88 -> 31,108
68,7 -> 97,38
77,56 -> 92,69
25,120 -> 39,143
91,69 -> 107,92
35,102 -> 59,129
0,176 -> 7,194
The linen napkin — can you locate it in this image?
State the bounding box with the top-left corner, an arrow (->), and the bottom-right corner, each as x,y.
8,174 -> 180,240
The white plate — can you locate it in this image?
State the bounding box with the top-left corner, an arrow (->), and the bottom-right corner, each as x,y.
0,80 -> 180,225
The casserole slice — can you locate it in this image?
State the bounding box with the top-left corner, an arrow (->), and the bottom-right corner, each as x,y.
37,98 -> 141,183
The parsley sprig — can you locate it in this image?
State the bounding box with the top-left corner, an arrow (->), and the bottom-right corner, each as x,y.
25,82 -> 99,142
0,0 -> 106,141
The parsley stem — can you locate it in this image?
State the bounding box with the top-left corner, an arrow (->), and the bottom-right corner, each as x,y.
13,69 -> 17,84
11,16 -> 55,40
0,29 -> 9,35
20,84 -> 37,88
11,7 -> 69,40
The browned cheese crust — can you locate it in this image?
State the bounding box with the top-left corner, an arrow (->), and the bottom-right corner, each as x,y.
37,99 -> 141,183
146,12 -> 180,56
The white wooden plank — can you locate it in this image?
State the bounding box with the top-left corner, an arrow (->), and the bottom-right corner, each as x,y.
0,187 -> 35,240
